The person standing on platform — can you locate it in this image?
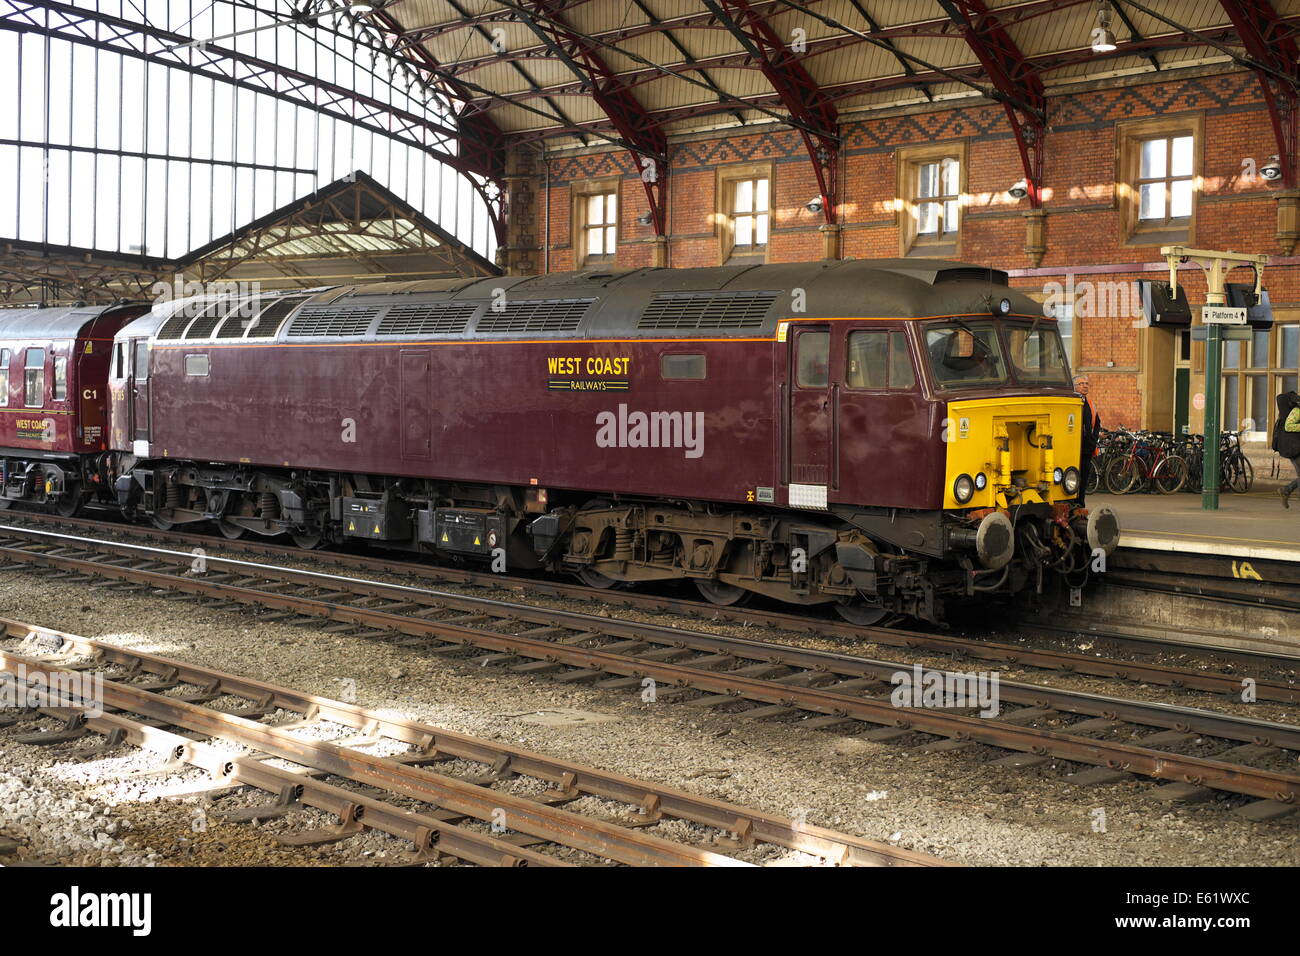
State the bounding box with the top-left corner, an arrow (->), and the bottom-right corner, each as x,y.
1075,375 -> 1100,506
1274,390 -> 1300,509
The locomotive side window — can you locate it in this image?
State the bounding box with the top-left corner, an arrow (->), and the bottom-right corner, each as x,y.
847,332 -> 888,388
890,332 -> 917,388
111,342 -> 125,380
53,356 -> 67,400
24,348 -> 46,407
796,331 -> 830,388
134,341 -> 150,381
661,353 -> 706,380
185,354 -> 210,377
0,349 -> 8,406
847,331 -> 917,389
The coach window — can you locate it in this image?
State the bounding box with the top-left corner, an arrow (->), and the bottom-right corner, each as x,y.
796,331 -> 830,388
24,348 -> 46,407
661,353 -> 706,380
53,355 -> 67,400
1117,115 -> 1202,245
897,142 -> 965,257
0,349 -> 8,406
847,331 -> 915,389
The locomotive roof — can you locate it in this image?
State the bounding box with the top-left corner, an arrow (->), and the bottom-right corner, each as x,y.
0,303 -> 132,341
128,259 -> 1049,346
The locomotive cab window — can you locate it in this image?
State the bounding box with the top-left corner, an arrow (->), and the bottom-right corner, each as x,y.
923,321 -> 1007,388
53,355 -> 67,400
661,353 -> 706,380
24,348 -> 46,406
796,331 -> 830,388
111,342 -> 125,380
1005,324 -> 1071,385
847,331 -> 916,389
0,349 -> 8,406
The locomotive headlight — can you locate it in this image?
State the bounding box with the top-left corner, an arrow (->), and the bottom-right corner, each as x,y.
974,472 -> 987,491
953,473 -> 975,504
988,296 -> 1012,316
1053,467 -> 1063,484
1062,467 -> 1081,494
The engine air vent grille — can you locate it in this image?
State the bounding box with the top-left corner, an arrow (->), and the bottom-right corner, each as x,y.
286,306 -> 380,337
185,302 -> 238,339
638,291 -> 777,330
376,303 -> 477,336
155,311 -> 194,340
475,298 -> 594,334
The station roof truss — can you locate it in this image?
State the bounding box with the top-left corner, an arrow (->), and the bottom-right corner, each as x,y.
0,172 -> 501,307
369,0 -> 1300,221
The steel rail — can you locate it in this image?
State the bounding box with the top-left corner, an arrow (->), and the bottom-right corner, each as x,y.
1,537 -> 1297,803
4,516 -> 1297,696
8,694 -> 565,866
0,648 -> 750,868
1,617 -> 940,867
4,524 -> 1299,715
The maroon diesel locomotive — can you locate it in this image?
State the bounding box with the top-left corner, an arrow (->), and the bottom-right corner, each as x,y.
1,260 -> 1118,624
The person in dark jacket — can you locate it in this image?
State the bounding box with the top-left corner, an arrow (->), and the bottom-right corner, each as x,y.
1274,391 -> 1300,508
1075,375 -> 1101,505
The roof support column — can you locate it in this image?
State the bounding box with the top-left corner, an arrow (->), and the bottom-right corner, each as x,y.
1215,0 -> 1300,252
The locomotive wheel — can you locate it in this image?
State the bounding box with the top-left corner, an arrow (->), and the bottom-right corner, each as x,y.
150,513 -> 175,531
291,530 -> 324,550
695,579 -> 751,606
834,599 -> 892,627
0,497 -> 11,510
217,518 -> 246,540
577,567 -> 621,589
54,494 -> 82,518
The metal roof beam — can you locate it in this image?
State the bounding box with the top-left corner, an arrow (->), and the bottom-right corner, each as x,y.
689,0 -> 842,225
1216,0 -> 1300,189
508,22 -> 1267,141
507,0 -> 670,235
935,0 -> 1048,206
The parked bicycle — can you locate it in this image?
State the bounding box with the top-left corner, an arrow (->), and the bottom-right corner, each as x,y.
1103,430 -> 1189,494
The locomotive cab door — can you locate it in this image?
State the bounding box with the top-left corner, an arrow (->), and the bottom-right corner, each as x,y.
129,338 -> 152,453
783,324 -> 836,507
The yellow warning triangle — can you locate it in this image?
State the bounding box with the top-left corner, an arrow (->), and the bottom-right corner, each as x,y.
348,521 -> 355,532
473,536 -> 481,546
441,532 -> 449,542
373,524 -> 381,534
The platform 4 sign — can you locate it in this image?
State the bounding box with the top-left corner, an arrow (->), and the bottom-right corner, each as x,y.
1201,305 -> 1247,325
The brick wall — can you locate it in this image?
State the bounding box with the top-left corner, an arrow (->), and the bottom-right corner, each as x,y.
521,68 -> 1300,429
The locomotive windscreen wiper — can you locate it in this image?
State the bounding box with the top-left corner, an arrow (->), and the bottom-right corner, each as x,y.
946,317 -> 996,358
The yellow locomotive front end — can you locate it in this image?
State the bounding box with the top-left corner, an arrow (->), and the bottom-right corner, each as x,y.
942,396 -> 1084,510
919,314 -> 1119,588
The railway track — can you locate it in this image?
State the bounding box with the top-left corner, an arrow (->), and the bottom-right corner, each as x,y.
1,522 -> 1299,819
0,618 -> 941,867
7,508 -> 1300,677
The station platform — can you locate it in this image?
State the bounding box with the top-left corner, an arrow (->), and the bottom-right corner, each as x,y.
1094,490 -> 1300,563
